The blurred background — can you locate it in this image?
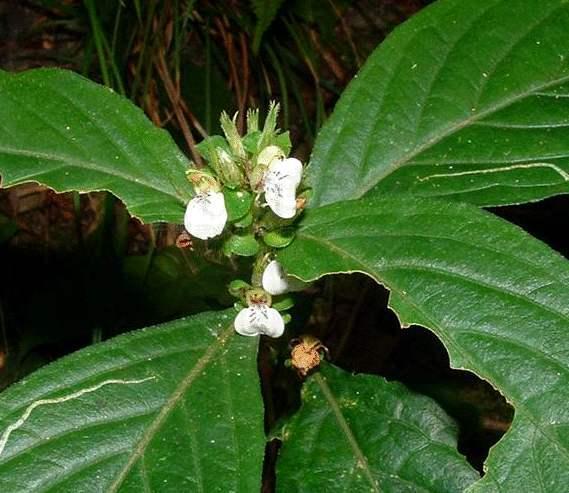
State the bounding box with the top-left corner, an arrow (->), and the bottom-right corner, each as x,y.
0,0 -> 567,486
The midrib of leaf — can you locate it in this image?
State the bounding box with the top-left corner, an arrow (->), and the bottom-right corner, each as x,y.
294,231 -> 569,468
342,0 -> 569,200
360,72 -> 569,198
107,323 -> 236,492
314,373 -> 380,493
0,69 -> 191,221
0,145 -> 179,200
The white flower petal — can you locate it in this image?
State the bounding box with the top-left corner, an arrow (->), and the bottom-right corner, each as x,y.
184,191 -> 228,240
234,304 -> 285,338
234,307 -> 262,336
264,157 -> 303,219
273,157 -> 303,184
262,260 -> 289,295
262,306 -> 285,338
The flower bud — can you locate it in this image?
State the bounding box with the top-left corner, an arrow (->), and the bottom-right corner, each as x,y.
217,148 -> 243,186
186,169 -> 220,194
257,145 -> 285,167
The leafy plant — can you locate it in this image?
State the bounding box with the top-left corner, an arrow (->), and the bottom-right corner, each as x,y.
1,0 -> 568,491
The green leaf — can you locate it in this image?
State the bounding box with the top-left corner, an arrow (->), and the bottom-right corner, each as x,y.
277,364 -> 479,492
278,195 -> 569,491
195,135 -> 231,166
275,131 -> 292,156
0,310 -> 264,491
0,69 -> 192,223
224,233 -> 260,257
224,189 -> 253,221
308,0 -> 569,208
122,247 -> 237,318
242,131 -> 261,155
263,227 -> 295,248
251,0 -> 286,53
228,279 -> 251,298
271,295 -> 294,311
234,212 -> 254,228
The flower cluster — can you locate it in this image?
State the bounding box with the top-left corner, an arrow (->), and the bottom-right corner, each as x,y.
181,104 -> 307,338
183,106 -> 304,241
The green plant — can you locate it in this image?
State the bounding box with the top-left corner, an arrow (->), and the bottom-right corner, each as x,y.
0,0 -> 568,491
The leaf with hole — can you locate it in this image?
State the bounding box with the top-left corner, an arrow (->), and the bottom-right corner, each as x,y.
308,0 -> 569,208
277,364 -> 479,492
278,195 -> 569,491
0,310 -> 264,492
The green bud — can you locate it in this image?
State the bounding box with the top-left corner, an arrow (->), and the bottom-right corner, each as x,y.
228,279 -> 251,298
257,145 -> 285,167
249,163 -> 267,191
247,108 -> 259,133
258,101 -> 280,151
220,111 -> 246,159
216,147 -> 243,186
195,135 -> 229,165
185,169 -> 220,193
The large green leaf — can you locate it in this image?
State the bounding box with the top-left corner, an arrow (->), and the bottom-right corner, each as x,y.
0,310 -> 264,492
308,0 -> 569,208
277,364 -> 479,492
278,196 -> 569,491
0,69 -> 191,223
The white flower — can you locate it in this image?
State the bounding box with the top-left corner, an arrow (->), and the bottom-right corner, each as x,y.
184,191 -> 228,240
263,157 -> 303,219
262,259 -> 308,295
234,304 -> 285,338
262,260 -> 289,295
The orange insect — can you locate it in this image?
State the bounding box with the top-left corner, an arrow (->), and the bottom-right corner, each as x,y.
288,335 -> 329,377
